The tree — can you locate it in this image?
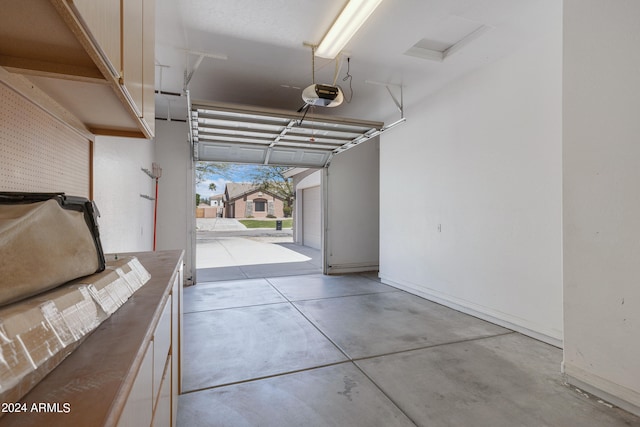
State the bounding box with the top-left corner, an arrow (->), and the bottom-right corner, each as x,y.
195,193 -> 201,206
248,166 -> 294,210
195,161 -> 235,185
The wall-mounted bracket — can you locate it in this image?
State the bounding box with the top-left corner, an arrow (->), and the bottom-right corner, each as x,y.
141,168 -> 155,179
183,50 -> 228,90
141,163 -> 162,180
366,80 -> 404,119
326,80 -> 407,162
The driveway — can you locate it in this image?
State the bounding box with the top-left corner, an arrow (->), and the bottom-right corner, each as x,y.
196,218 -> 246,231
196,217 -> 306,269
197,237 -> 310,268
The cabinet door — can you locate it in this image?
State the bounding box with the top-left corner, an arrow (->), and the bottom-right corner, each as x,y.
68,0 -> 121,77
171,275 -> 180,426
152,355 -> 172,427
153,296 -> 172,402
118,343 -> 153,427
122,0 -> 144,117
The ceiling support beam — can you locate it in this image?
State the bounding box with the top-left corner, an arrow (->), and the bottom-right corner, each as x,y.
184,54 -> 204,89
332,118 -> 406,157
386,85 -> 403,118
366,80 -> 404,119
322,79 -> 409,161
183,50 -> 228,90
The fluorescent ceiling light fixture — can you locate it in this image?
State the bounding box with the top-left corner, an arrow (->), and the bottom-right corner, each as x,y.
315,0 -> 384,59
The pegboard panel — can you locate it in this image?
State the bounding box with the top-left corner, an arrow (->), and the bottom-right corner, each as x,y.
0,83 -> 90,197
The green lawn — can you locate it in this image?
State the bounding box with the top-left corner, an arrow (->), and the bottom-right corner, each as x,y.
238,219 -> 293,229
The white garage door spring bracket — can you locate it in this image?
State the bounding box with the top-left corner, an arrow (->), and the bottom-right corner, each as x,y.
328,81 -> 406,165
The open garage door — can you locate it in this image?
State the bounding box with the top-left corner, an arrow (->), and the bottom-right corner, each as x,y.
188,101 -> 385,277
191,100 -> 383,168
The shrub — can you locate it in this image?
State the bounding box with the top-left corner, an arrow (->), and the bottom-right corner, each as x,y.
266,214 -> 276,218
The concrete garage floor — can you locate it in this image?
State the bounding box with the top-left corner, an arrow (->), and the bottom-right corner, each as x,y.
178,274 -> 640,426
196,241 -> 322,281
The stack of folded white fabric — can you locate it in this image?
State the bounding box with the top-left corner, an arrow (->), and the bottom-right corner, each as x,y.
0,256 -> 150,405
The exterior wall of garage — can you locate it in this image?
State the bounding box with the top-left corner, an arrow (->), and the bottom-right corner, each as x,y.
226,190 -> 285,218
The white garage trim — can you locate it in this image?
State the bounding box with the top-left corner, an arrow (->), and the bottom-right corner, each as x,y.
302,186 -> 321,250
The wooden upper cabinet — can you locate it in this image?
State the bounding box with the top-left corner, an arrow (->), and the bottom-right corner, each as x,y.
0,0 -> 155,139
75,0 -> 156,136
68,0 -> 122,78
143,0 -> 156,136
122,0 -> 144,118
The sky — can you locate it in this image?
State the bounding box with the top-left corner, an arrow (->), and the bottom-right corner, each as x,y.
195,163 -> 262,199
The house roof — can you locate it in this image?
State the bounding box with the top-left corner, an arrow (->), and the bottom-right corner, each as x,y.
224,183 -> 284,202
225,183 -> 256,200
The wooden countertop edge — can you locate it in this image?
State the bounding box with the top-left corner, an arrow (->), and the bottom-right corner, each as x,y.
1,249 -> 184,427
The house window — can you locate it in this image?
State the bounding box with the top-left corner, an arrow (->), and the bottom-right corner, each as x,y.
254,200 -> 266,212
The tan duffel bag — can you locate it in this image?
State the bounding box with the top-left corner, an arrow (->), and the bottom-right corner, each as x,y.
0,192 -> 105,306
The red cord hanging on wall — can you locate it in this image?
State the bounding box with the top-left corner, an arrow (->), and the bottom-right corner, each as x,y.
152,162 -> 163,251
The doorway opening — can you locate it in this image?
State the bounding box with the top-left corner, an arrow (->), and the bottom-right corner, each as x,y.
187,101 -> 384,284
194,163 -> 322,283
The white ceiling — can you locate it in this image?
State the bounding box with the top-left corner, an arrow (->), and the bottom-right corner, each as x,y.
155,0 -> 558,124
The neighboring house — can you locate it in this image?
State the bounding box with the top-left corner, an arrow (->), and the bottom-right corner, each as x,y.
196,202 -> 213,218
210,194 -> 224,217
196,194 -> 225,218
223,183 -> 285,218
210,194 -> 224,208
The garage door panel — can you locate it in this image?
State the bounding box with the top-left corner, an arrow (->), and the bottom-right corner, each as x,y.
192,101 -> 383,168
270,149 -> 330,167
199,142 -> 267,163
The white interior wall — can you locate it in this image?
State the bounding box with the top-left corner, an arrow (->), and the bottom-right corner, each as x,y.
379,10 -> 563,345
293,170 -> 321,245
154,119 -> 194,284
326,138 -> 380,274
563,0 -> 640,414
93,135 -> 155,253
